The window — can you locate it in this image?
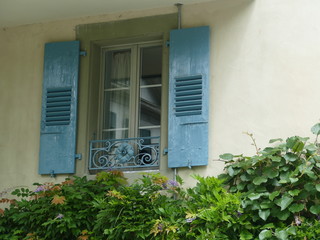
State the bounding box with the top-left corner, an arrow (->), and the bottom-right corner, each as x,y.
100,42 -> 162,141
88,42 -> 163,171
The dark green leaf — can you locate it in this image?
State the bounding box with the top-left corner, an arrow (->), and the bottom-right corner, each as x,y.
286,226 -> 296,235
259,230 -> 272,240
240,230 -> 253,240
248,193 -> 263,201
288,189 -> 300,196
284,153 -> 298,162
259,209 -> 270,221
310,205 -> 320,214
275,195 -> 293,211
269,138 -> 283,144
275,229 -> 288,240
274,210 -> 290,221
288,203 -> 304,213
220,153 -> 234,160
292,141 -> 304,153
269,191 -> 280,201
304,182 -> 316,192
253,176 -> 268,185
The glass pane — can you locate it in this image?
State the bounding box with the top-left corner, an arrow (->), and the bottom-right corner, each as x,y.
139,86 -> 161,127
139,128 -> 160,141
140,46 -> 162,86
103,130 -> 129,140
105,49 -> 131,89
103,89 -> 130,130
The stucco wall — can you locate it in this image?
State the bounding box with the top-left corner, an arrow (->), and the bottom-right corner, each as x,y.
1,0 -> 320,192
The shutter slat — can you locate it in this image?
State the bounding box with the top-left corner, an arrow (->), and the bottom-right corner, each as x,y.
45,87 -> 72,126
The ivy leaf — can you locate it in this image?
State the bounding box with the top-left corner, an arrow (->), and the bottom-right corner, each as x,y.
269,191 -> 280,201
275,195 -> 293,211
227,166 -> 235,177
240,230 -> 253,240
253,176 -> 268,185
304,182 -> 316,192
288,203 -> 304,213
270,156 -> 282,162
265,167 -> 279,178
275,229 -> 288,240
286,226 -> 296,235
289,178 -> 299,183
284,153 -> 298,162
248,193 -> 263,201
259,230 -> 272,240
292,140 -> 304,153
316,184 -> 320,192
310,205 -> 320,215
288,189 -> 300,196
220,153 -> 234,160
269,138 -> 283,144
260,200 -> 273,209
274,210 -> 290,221
259,209 -> 270,221
311,123 -> 320,135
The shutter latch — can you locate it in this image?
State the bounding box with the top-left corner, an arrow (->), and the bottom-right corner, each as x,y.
75,153 -> 82,160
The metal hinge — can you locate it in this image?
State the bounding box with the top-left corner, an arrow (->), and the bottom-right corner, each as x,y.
163,148 -> 168,155
75,153 -> 82,160
80,51 -> 87,56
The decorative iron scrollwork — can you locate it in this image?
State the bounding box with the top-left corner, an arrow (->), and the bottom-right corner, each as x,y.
89,137 -> 160,170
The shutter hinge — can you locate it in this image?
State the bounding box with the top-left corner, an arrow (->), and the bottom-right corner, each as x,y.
166,41 -> 170,47
50,170 -> 56,178
163,148 -> 168,155
75,153 -> 82,160
80,51 -> 87,56
188,160 -> 192,169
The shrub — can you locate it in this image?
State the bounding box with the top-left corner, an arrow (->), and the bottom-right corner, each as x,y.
218,123 -> 320,239
0,171 -> 127,240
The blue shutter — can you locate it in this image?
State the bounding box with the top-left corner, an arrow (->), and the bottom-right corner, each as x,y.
168,26 -> 210,168
39,41 -> 80,175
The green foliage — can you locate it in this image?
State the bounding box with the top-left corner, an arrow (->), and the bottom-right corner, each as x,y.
219,123 -> 320,239
3,124 -> 320,239
0,171 -> 127,240
0,171 -> 245,240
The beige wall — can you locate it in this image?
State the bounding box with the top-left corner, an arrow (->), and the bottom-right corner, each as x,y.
1,0 -> 320,191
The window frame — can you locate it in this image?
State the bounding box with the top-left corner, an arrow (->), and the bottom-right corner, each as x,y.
98,40 -> 163,141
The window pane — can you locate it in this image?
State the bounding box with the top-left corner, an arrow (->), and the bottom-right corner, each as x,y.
105,49 -> 131,89
102,130 -> 128,140
140,46 -> 162,86
139,128 -> 161,140
139,86 -> 161,127
103,89 -> 130,130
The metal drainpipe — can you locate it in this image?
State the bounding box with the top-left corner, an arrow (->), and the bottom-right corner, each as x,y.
173,3 -> 183,183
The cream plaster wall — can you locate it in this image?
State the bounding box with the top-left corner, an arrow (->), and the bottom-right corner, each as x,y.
1,0 -> 320,192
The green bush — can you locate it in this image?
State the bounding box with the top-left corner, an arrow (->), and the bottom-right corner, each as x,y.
0,172 -> 245,239
0,170 -> 127,240
218,123 -> 320,239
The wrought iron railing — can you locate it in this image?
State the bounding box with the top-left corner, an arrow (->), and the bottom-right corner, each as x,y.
89,136 -> 160,170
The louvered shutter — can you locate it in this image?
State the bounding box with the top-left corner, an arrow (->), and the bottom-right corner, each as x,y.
168,26 -> 210,168
39,41 -> 80,175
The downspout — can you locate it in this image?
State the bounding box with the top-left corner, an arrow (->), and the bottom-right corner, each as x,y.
173,3 -> 183,183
